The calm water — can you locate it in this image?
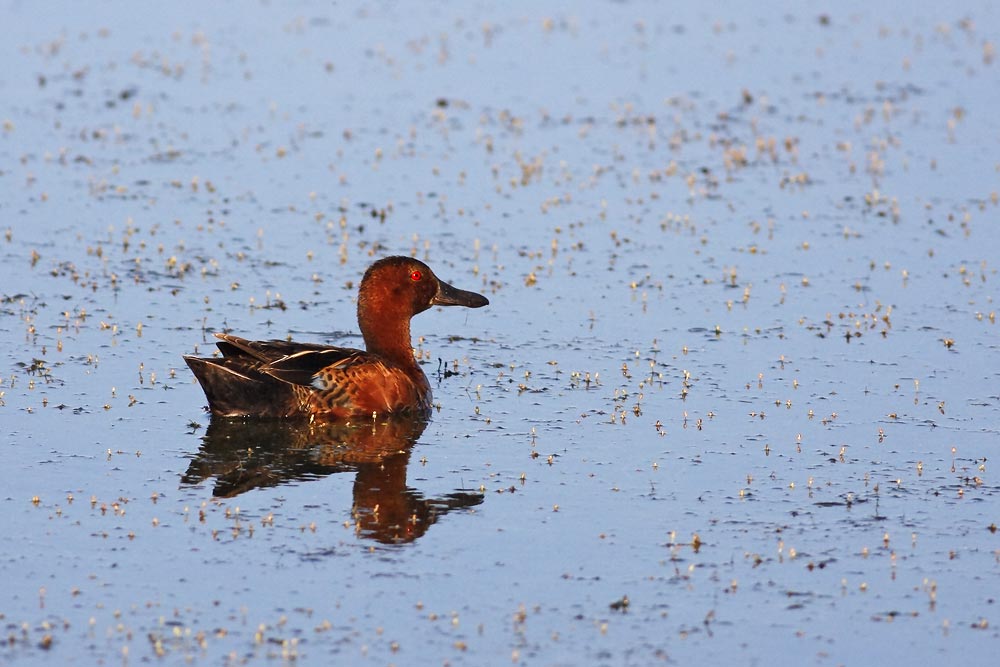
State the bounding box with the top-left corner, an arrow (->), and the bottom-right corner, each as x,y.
2,1 -> 999,665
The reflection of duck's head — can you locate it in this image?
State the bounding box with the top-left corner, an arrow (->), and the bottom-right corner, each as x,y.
182,414 -> 483,544
183,256 -> 489,419
351,461 -> 484,545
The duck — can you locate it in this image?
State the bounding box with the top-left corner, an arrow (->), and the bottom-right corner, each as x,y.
184,256 -> 489,419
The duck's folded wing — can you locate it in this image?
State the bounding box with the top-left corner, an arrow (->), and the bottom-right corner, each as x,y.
213,333 -> 371,388
214,333 -> 347,363
263,348 -> 370,388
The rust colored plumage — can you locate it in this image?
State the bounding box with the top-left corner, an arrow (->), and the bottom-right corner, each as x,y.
184,256 -> 489,419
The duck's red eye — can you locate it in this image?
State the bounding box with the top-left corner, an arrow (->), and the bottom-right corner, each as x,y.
410,270 -> 422,282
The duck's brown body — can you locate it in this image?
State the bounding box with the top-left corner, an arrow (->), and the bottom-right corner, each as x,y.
184,257 -> 488,420
184,334 -> 432,419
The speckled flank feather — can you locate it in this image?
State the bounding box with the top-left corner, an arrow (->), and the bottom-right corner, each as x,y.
301,353 -> 432,417
184,256 -> 488,420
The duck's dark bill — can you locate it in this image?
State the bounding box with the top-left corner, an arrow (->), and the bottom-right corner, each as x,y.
432,280 -> 489,308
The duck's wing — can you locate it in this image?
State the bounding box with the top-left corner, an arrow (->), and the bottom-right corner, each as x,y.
214,333 -> 348,364
263,347 -> 372,387
213,333 -> 367,388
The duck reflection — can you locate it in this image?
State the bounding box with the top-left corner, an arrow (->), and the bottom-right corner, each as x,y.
182,414 -> 483,544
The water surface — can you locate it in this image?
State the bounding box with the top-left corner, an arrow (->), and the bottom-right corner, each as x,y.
1,1 -> 998,664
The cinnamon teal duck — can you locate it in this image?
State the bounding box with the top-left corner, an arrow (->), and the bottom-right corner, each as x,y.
184,256 -> 489,419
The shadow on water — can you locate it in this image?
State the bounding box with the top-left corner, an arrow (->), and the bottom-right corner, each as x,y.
182,415 -> 484,543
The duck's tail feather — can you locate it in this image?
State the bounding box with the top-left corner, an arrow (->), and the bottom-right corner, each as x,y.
183,356 -> 299,418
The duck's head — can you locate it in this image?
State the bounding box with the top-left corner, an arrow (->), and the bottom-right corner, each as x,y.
359,256 -> 488,314
356,256 -> 488,358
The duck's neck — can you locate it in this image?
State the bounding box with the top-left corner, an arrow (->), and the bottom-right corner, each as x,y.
358,303 -> 419,369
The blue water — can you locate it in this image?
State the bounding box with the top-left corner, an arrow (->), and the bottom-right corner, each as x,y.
1,1 -> 998,664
